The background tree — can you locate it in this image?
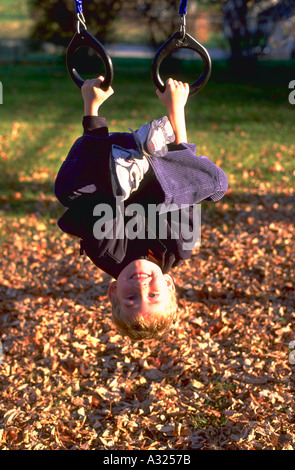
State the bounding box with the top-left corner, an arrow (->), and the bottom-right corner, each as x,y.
127,0 -> 181,46
28,0 -> 193,47
221,0 -> 295,67
28,0 -> 122,46
28,0 -> 294,59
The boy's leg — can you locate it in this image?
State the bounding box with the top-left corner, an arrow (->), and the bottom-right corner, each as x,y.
54,137 -> 113,207
130,116 -> 175,158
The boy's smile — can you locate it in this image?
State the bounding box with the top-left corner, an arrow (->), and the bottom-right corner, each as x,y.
129,273 -> 152,280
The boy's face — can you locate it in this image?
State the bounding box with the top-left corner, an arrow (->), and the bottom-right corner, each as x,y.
108,259 -> 175,320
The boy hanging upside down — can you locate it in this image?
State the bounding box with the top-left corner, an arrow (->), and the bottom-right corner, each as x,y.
54,76 -> 228,341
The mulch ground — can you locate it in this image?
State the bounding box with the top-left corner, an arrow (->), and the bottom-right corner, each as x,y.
0,187 -> 294,450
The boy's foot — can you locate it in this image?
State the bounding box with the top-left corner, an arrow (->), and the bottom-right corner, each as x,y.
110,145 -> 149,201
130,116 -> 175,158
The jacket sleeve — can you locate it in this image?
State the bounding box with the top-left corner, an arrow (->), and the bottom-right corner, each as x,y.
148,144 -> 228,209
82,116 -> 109,137
204,165 -> 228,202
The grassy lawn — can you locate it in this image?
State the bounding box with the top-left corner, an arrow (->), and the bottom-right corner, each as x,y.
1,2 -> 292,209
0,57 -> 294,243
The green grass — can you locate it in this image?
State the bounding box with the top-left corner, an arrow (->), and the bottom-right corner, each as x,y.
190,380 -> 236,430
0,58 -> 294,234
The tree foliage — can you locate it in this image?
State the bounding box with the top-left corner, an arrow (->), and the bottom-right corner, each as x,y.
27,0 -> 295,65
128,0 -> 181,46
28,0 -> 183,46
28,0 -> 122,45
222,0 -> 295,61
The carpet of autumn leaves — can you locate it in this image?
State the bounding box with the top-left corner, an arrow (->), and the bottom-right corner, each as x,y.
0,177 -> 294,450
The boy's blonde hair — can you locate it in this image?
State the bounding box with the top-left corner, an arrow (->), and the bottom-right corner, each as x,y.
111,290 -> 178,341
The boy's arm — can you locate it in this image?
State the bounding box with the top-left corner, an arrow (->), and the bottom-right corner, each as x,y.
156,78 -> 189,144
81,76 -> 114,116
